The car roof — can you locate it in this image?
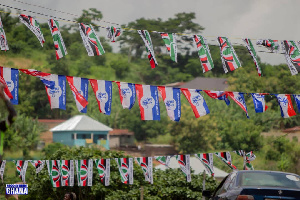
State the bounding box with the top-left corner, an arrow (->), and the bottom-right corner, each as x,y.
235,170 -> 300,176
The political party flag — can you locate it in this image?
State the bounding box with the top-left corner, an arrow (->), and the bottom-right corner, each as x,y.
45,74 -> 66,110
30,160 -> 45,174
136,157 -> 153,184
176,155 -> 191,182
19,14 -> 45,46
203,90 -> 230,105
281,40 -> 300,75
158,86 -> 181,121
233,150 -> 245,157
14,160 -> 28,183
95,159 -> 110,186
243,38 -> 262,76
106,26 -> 121,42
48,19 -> 67,60
275,94 -> 296,118
293,94 -> 300,112
160,33 -> 177,62
75,159 -> 93,186
19,69 -> 55,89
195,153 -> 214,177
66,76 -> 89,113
181,88 -> 210,118
46,160 -> 61,187
244,151 -> 256,170
215,152 -> 237,170
0,67 -> 18,103
115,81 -> 136,109
256,39 -> 280,53
251,93 -> 268,113
79,23 -> 105,56
154,156 -> 172,167
138,30 -> 158,68
217,37 -> 241,73
0,160 -> 6,182
227,92 -> 249,118
60,160 -> 74,186
193,35 -> 214,72
0,17 -> 9,51
135,84 -> 160,120
115,158 -> 133,184
90,79 -> 112,115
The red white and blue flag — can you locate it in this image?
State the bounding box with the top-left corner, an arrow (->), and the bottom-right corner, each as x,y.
293,94 -> 300,112
66,76 -> 89,113
275,94 -> 296,118
135,84 -> 160,120
251,93 -> 268,113
115,81 -> 136,109
227,92 -> 249,118
181,88 -> 210,118
195,153 -> 214,177
45,74 -> 66,110
158,86 -> 181,121
90,79 -> 112,115
19,69 -> 55,89
0,67 -> 18,103
204,90 -> 230,105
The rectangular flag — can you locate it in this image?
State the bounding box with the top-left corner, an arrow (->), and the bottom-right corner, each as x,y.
79,23 -> 105,56
45,74 -> 66,110
75,159 -> 93,186
195,153 -> 214,177
281,40 -> 300,75
275,94 -> 296,118
0,17 -> 9,51
135,84 -> 160,120
19,69 -> 54,89
181,88 -> 210,118
217,37 -> 241,73
215,152 -> 237,170
66,76 -> 89,113
176,155 -> 191,182
115,81 -> 136,109
154,156 -> 172,167
0,160 -> 6,183
244,151 -> 256,170
0,67 -> 18,104
158,86 -> 181,121
115,158 -> 133,184
19,14 -> 45,47
95,159 -> 110,186
160,33 -> 177,62
60,160 -> 74,187
46,160 -> 61,188
14,160 -> 28,183
227,92 -> 249,118
90,79 -> 112,115
256,39 -> 280,53
135,157 -> 153,184
30,160 -> 45,174
48,19 -> 67,60
203,90 -> 230,105
138,30 -> 158,68
243,38 -> 262,76
106,26 -> 121,42
251,93 -> 268,113
293,94 -> 300,112
193,35 -> 214,72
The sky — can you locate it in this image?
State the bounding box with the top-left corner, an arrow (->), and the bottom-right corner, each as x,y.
1,0 -> 300,65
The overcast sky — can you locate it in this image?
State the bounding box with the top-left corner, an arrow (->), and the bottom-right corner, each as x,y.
2,0 -> 300,65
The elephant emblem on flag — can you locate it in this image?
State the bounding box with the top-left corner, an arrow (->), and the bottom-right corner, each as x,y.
165,99 -> 176,111
141,97 -> 155,109
191,95 -> 202,106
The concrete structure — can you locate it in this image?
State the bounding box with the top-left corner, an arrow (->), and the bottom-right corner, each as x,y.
179,77 -> 228,91
50,115 -> 112,149
144,144 -> 177,157
39,119 -> 67,145
109,129 -> 135,148
262,126 -> 300,143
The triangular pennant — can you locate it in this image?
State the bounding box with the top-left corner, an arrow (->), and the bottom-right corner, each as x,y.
158,86 -> 181,121
281,40 -> 300,75
106,26 -> 121,42
0,67 -> 19,104
89,79 -> 112,115
45,74 -> 67,110
0,17 -> 9,51
160,33 -> 177,62
0,160 -> 6,183
115,158 -> 133,184
75,159 -> 93,186
233,150 -> 246,170
60,160 -> 74,186
137,30 -> 158,68
136,157 -> 153,184
227,92 -> 249,118
256,39 -> 280,53
14,160 -> 28,183
203,90 -> 230,106
47,160 -> 61,188
19,69 -> 55,89
244,151 -> 256,170
195,153 -> 214,177
193,35 -> 214,72
215,152 -> 237,170
154,156 -> 172,167
275,94 -> 296,118
176,155 -> 191,182
48,19 -> 67,60
95,159 -> 110,186
243,38 -> 262,76
251,93 -> 268,113
30,160 -> 45,174
115,82 -> 136,109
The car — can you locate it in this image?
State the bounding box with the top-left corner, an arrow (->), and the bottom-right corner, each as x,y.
202,170 -> 300,200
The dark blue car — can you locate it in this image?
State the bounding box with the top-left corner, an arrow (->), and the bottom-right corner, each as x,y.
203,170 -> 300,200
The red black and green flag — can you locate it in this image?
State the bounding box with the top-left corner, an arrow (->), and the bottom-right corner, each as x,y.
215,152 -> 237,170
75,159 -> 93,186
115,158 -> 133,184
176,155 -> 191,182
30,160 -> 45,174
95,159 -> 110,186
47,160 -> 61,187
0,160 -> 6,182
138,30 -> 158,68
14,160 -> 28,183
60,160 -> 74,186
136,157 -> 153,184
195,153 -> 214,177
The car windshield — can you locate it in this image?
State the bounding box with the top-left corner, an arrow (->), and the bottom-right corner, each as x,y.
239,171 -> 300,189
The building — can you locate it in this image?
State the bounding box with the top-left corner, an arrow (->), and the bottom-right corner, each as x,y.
109,129 -> 135,149
50,115 -> 112,149
39,119 -> 67,145
179,77 -> 228,91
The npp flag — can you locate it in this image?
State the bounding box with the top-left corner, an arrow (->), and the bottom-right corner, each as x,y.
181,88 -> 210,118
19,14 -> 45,47
115,81 -> 136,109
154,156 -> 172,167
138,30 -> 158,68
217,37 -> 241,73
48,19 -> 67,60
14,160 -> 28,183
90,79 -> 112,115
243,38 -> 262,76
60,160 -> 74,187
275,94 -> 296,118
0,160 -> 6,183
256,39 -> 280,53
158,86 -> 181,121
47,160 -> 61,187
215,152 -> 237,170
293,94 -> 300,112
160,33 -> 177,62
136,84 -> 160,120
75,159 -> 93,186
281,40 -> 300,75
45,74 -> 66,110
203,90 -> 230,106
79,23 -> 105,56
30,160 -> 45,174
136,157 -> 153,184
19,69 -> 55,89
115,158 -> 133,184
66,76 -> 89,113
193,35 -> 214,73
227,92 -> 249,118
244,151 -> 256,170
176,155 -> 191,182
106,26 -> 121,42
0,17 -> 9,51
95,159 -> 110,186
0,67 -> 18,104
195,153 -> 214,177
251,93 -> 268,113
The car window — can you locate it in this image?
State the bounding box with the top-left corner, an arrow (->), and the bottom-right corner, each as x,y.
215,173 -> 235,195
227,174 -> 237,190
214,175 -> 229,196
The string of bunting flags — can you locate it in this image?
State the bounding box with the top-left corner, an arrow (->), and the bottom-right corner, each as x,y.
0,150 -> 255,187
